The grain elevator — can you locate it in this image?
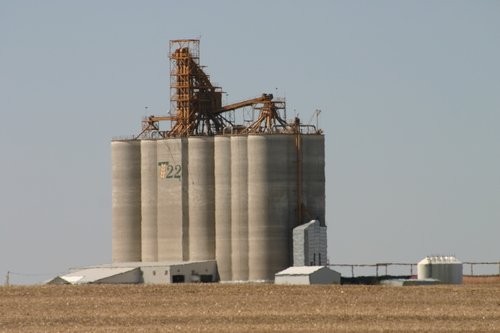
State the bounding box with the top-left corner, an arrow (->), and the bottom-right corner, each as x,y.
111,39 -> 325,282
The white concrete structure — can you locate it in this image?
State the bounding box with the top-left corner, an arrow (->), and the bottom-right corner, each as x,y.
293,220 -> 327,266
111,133 -> 325,282
111,140 -> 142,262
417,256 -> 463,284
140,140 -> 158,262
48,261 -> 218,285
275,266 -> 340,285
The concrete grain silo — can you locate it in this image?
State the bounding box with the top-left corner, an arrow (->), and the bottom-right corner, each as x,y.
140,140 -> 157,262
111,140 -> 142,262
214,136 -> 232,281
156,138 -> 188,261
301,135 -> 326,223
188,136 -> 216,261
230,136 -> 249,281
110,39 -> 326,283
247,134 -> 298,281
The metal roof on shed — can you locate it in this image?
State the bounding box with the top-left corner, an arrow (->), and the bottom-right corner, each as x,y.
59,267 -> 137,284
275,266 -> 326,276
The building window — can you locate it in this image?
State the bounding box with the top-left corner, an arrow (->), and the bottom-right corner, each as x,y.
172,275 -> 185,283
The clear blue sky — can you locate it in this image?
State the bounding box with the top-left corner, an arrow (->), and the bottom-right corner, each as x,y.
1,1 -> 499,283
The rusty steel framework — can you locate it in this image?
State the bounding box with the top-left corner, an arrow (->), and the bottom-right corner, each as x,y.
136,39 -> 318,139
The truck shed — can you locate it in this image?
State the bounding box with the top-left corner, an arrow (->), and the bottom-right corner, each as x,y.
275,266 -> 341,285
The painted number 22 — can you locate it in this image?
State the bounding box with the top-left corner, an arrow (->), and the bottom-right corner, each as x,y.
158,162 -> 181,180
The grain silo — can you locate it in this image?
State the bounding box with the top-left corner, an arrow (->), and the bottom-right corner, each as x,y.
156,138 -> 188,261
417,256 -> 463,284
111,140 -> 142,262
140,139 -> 157,262
230,135 -> 249,281
111,39 -> 325,282
214,136 -> 232,281
247,134 -> 297,281
188,136 -> 216,261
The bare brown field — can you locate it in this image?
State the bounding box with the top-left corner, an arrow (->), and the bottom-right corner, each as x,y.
463,275 -> 500,285
0,283 -> 499,332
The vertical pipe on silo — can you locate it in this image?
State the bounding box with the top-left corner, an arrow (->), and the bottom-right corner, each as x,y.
140,140 -> 157,262
214,136 -> 232,280
188,137 -> 215,261
248,135 -> 293,281
231,136 -> 249,280
157,138 -> 188,261
301,135 -> 325,225
111,140 -> 142,262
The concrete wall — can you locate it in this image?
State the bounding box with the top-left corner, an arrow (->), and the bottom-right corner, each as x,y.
275,274 -> 311,285
141,261 -> 218,284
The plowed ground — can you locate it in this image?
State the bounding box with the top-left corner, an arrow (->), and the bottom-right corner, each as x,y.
0,281 -> 499,332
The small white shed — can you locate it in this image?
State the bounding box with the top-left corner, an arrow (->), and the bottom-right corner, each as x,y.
275,266 -> 341,285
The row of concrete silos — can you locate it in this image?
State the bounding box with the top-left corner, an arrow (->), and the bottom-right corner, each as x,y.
111,134 -> 325,281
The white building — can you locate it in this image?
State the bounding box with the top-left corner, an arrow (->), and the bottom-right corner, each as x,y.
47,261 -> 218,284
275,266 -> 341,285
293,220 -> 327,266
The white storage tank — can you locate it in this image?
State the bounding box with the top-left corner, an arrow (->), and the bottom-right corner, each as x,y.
188,136 -> 216,261
140,140 -> 158,262
247,134 -> 295,281
214,136 -> 232,281
230,135 -> 249,281
111,140 -> 142,262
157,138 -> 189,261
417,256 -> 463,284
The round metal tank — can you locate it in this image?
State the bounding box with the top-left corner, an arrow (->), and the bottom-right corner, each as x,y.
417,256 -> 463,284
188,137 -> 215,261
301,135 -> 325,225
111,140 -> 142,262
231,136 -> 249,280
247,134 -> 295,281
156,138 -> 188,261
214,136 -> 232,281
140,140 -> 157,262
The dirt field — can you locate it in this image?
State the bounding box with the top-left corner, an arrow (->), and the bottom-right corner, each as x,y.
0,281 -> 499,332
